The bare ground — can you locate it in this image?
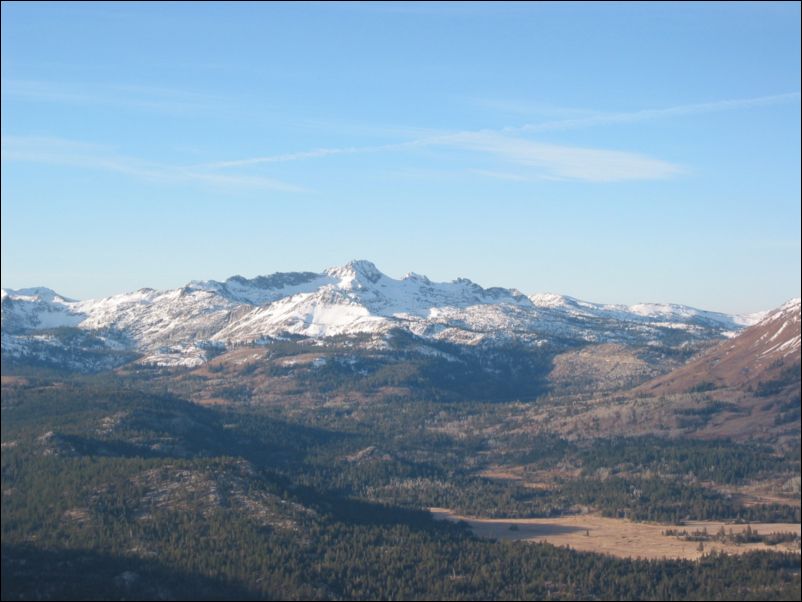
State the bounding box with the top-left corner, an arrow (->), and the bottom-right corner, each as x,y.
430,508 -> 801,560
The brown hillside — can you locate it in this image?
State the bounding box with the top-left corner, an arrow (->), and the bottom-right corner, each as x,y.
636,299 -> 800,396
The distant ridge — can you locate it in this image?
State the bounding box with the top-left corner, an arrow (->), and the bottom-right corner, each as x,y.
1,259 -> 765,369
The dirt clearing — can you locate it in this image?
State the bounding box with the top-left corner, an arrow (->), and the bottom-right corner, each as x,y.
430,508 -> 801,560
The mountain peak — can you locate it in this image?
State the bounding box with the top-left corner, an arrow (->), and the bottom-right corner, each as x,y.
779,297 -> 801,313
1,287 -> 74,303
325,260 -> 385,285
403,272 -> 431,285
529,292 -> 575,308
758,297 -> 801,327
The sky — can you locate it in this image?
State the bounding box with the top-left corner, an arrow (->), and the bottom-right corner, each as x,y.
1,1 -> 800,314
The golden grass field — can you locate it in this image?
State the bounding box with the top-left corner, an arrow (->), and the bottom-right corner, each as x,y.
430,508 -> 801,560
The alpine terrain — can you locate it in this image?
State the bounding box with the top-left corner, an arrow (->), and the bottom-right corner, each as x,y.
2,261 -> 800,601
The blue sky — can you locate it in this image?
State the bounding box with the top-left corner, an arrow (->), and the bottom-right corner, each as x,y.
1,1 -> 800,313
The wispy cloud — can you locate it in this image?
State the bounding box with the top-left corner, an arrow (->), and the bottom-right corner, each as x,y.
199,91 -> 798,183
450,131 -> 681,181
1,136 -> 305,192
1,79 -> 234,115
469,98 -> 604,119
512,92 -> 801,134
203,145 -> 395,169
7,92 -> 797,186
199,129 -> 680,182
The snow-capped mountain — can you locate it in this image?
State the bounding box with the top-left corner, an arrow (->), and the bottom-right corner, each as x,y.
1,260 -> 764,369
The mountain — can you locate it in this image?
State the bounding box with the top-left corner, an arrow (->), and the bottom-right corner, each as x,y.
636,298 -> 801,396
1,260 -> 760,373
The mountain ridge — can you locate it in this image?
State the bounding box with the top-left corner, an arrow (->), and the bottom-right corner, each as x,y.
1,260 -> 774,370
